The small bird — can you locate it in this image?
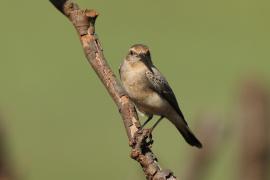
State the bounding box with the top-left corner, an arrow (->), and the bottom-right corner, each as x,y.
119,44 -> 202,148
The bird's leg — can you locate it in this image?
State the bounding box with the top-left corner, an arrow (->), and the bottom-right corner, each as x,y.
150,116 -> 164,133
139,115 -> 153,131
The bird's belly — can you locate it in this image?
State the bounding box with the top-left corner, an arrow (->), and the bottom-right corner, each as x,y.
135,91 -> 170,116
122,71 -> 150,100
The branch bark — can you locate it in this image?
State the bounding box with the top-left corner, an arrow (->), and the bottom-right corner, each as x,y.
49,0 -> 177,179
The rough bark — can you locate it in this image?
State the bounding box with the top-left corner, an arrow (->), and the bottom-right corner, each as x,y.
49,0 -> 177,179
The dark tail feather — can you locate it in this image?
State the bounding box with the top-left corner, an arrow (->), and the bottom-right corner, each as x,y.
178,126 -> 202,148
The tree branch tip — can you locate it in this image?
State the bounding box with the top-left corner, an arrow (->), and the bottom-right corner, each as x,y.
85,9 -> 99,19
49,0 -> 69,14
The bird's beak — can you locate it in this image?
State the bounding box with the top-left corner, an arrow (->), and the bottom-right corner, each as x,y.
139,54 -> 147,60
139,54 -> 153,72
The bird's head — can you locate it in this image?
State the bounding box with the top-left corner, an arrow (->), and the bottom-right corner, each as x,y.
126,44 -> 153,69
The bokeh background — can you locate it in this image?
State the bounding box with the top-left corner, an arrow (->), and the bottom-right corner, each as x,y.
0,0 -> 269,179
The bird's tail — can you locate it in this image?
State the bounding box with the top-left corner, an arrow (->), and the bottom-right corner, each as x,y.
171,116 -> 202,148
177,125 -> 202,148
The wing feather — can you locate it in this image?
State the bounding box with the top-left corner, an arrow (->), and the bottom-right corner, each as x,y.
145,68 -> 187,125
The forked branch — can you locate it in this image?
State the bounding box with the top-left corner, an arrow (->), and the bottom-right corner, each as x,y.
49,0 -> 177,179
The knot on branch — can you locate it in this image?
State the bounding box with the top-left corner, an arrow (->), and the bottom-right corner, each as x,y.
130,129 -> 176,179
130,129 -> 158,178
70,9 -> 98,35
130,129 -> 154,153
63,1 -> 79,15
50,0 -> 98,36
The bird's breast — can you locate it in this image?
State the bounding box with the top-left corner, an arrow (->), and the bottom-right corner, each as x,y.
120,60 -> 172,116
120,61 -> 150,99
122,73 -> 150,101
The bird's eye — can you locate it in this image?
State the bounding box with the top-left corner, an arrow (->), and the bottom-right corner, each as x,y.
129,50 -> 134,55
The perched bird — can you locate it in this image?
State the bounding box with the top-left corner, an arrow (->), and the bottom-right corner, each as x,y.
119,44 -> 202,148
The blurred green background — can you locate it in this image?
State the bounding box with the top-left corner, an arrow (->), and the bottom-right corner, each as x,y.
0,0 -> 269,179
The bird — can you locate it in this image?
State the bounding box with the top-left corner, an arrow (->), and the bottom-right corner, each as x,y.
119,44 -> 202,148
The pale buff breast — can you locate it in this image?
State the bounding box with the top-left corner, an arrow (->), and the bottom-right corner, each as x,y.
121,61 -> 150,100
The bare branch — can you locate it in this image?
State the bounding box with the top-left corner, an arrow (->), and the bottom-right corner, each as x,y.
237,78 -> 270,180
0,116 -> 16,180
49,0 -> 177,179
184,112 -> 223,180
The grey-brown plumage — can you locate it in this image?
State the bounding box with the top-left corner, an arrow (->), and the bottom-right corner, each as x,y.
119,44 -> 202,148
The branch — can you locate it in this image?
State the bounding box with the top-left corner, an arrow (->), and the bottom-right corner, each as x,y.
184,112 -> 223,180
49,0 -> 177,179
237,78 -> 270,180
0,116 -> 16,180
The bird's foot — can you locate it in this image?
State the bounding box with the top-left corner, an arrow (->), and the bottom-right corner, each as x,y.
145,133 -> 154,147
142,128 -> 154,147
130,128 -> 154,148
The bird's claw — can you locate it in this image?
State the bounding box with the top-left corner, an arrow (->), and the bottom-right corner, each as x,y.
144,128 -> 154,146
131,128 -> 154,147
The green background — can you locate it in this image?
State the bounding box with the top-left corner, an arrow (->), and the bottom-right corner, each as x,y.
0,0 -> 269,179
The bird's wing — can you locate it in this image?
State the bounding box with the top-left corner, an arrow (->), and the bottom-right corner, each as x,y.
145,67 -> 187,125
